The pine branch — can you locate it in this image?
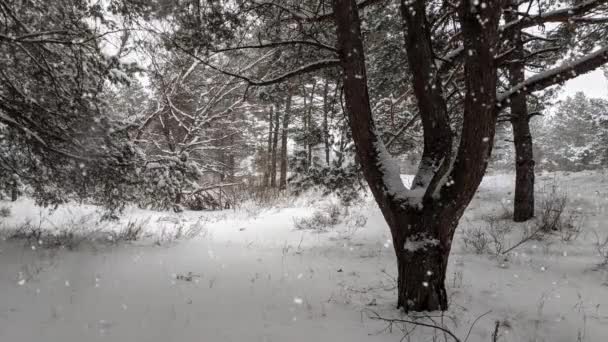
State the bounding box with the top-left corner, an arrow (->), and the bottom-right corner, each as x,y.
497,46 -> 608,108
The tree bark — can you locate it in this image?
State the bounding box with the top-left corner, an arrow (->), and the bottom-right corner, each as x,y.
399,0 -> 452,191
279,89 -> 293,190
270,103 -> 281,187
263,106 -> 274,187
322,78 -> 331,165
306,82 -> 317,168
11,180 -> 18,202
506,3 -> 535,222
512,120 -> 535,221
333,0 -> 501,312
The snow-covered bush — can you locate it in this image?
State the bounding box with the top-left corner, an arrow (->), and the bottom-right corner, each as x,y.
293,203 -> 343,231
136,153 -> 203,212
289,156 -> 364,206
0,205 -> 10,218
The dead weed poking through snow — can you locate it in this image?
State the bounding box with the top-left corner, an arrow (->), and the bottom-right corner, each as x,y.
293,202 -> 367,232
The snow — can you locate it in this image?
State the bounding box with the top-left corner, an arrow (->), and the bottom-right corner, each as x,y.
1,171 -> 608,341
374,136 -> 425,206
403,237 -> 439,252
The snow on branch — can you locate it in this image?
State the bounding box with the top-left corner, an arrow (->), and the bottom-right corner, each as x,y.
497,46 -> 608,107
212,40 -> 337,53
251,0 -> 386,23
374,130 -> 426,207
437,0 -> 608,71
176,44 -> 340,86
502,0 -> 608,33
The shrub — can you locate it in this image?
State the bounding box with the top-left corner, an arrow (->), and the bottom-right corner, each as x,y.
537,184 -> 569,232
115,219 -> 147,241
289,156 -> 365,206
536,183 -> 583,241
0,205 -> 10,218
484,216 -> 513,255
593,232 -> 608,268
462,227 -> 490,254
293,203 -> 344,231
462,216 -> 513,255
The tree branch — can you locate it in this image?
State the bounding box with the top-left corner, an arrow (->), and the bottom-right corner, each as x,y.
212,40 -> 337,53
497,46 -> 608,107
178,43 -> 340,86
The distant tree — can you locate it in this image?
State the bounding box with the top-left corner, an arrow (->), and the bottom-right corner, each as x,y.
541,92 -> 608,170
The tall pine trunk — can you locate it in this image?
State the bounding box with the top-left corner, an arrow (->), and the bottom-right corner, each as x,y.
506,3 -> 535,222
263,106 -> 273,188
322,78 -> 331,165
279,89 -> 293,190
270,103 -> 281,187
306,82 -> 316,168
512,112 -> 535,221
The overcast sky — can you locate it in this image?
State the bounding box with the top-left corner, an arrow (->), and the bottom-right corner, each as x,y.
561,69 -> 608,99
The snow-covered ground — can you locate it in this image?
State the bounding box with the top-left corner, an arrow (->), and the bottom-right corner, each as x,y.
1,171 -> 607,341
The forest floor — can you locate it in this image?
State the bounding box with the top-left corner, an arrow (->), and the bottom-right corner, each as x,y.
1,171 -> 607,342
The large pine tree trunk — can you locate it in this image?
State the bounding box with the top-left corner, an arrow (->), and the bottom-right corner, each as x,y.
333,0 -> 501,311
512,114 -> 535,221
279,90 -> 293,190
388,209 -> 455,311
396,242 -> 450,310
506,4 -> 535,222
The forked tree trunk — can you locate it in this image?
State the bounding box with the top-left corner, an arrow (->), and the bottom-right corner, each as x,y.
279,89 -> 293,190
333,0 -> 500,311
506,4 -> 535,222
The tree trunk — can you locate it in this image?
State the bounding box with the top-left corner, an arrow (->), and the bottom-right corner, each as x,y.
512,116 -> 535,221
270,103 -> 281,187
11,180 -> 18,202
306,82 -> 316,168
506,3 -> 535,222
279,89 -> 293,190
333,0 -> 501,312
301,83 -> 309,169
263,106 -> 274,188
396,241 -> 449,310
322,78 -> 331,166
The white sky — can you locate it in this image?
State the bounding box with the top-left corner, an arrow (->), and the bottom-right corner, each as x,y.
561,69 -> 608,99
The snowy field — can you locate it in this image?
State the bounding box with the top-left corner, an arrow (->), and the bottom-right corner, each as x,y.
1,171 -> 607,342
